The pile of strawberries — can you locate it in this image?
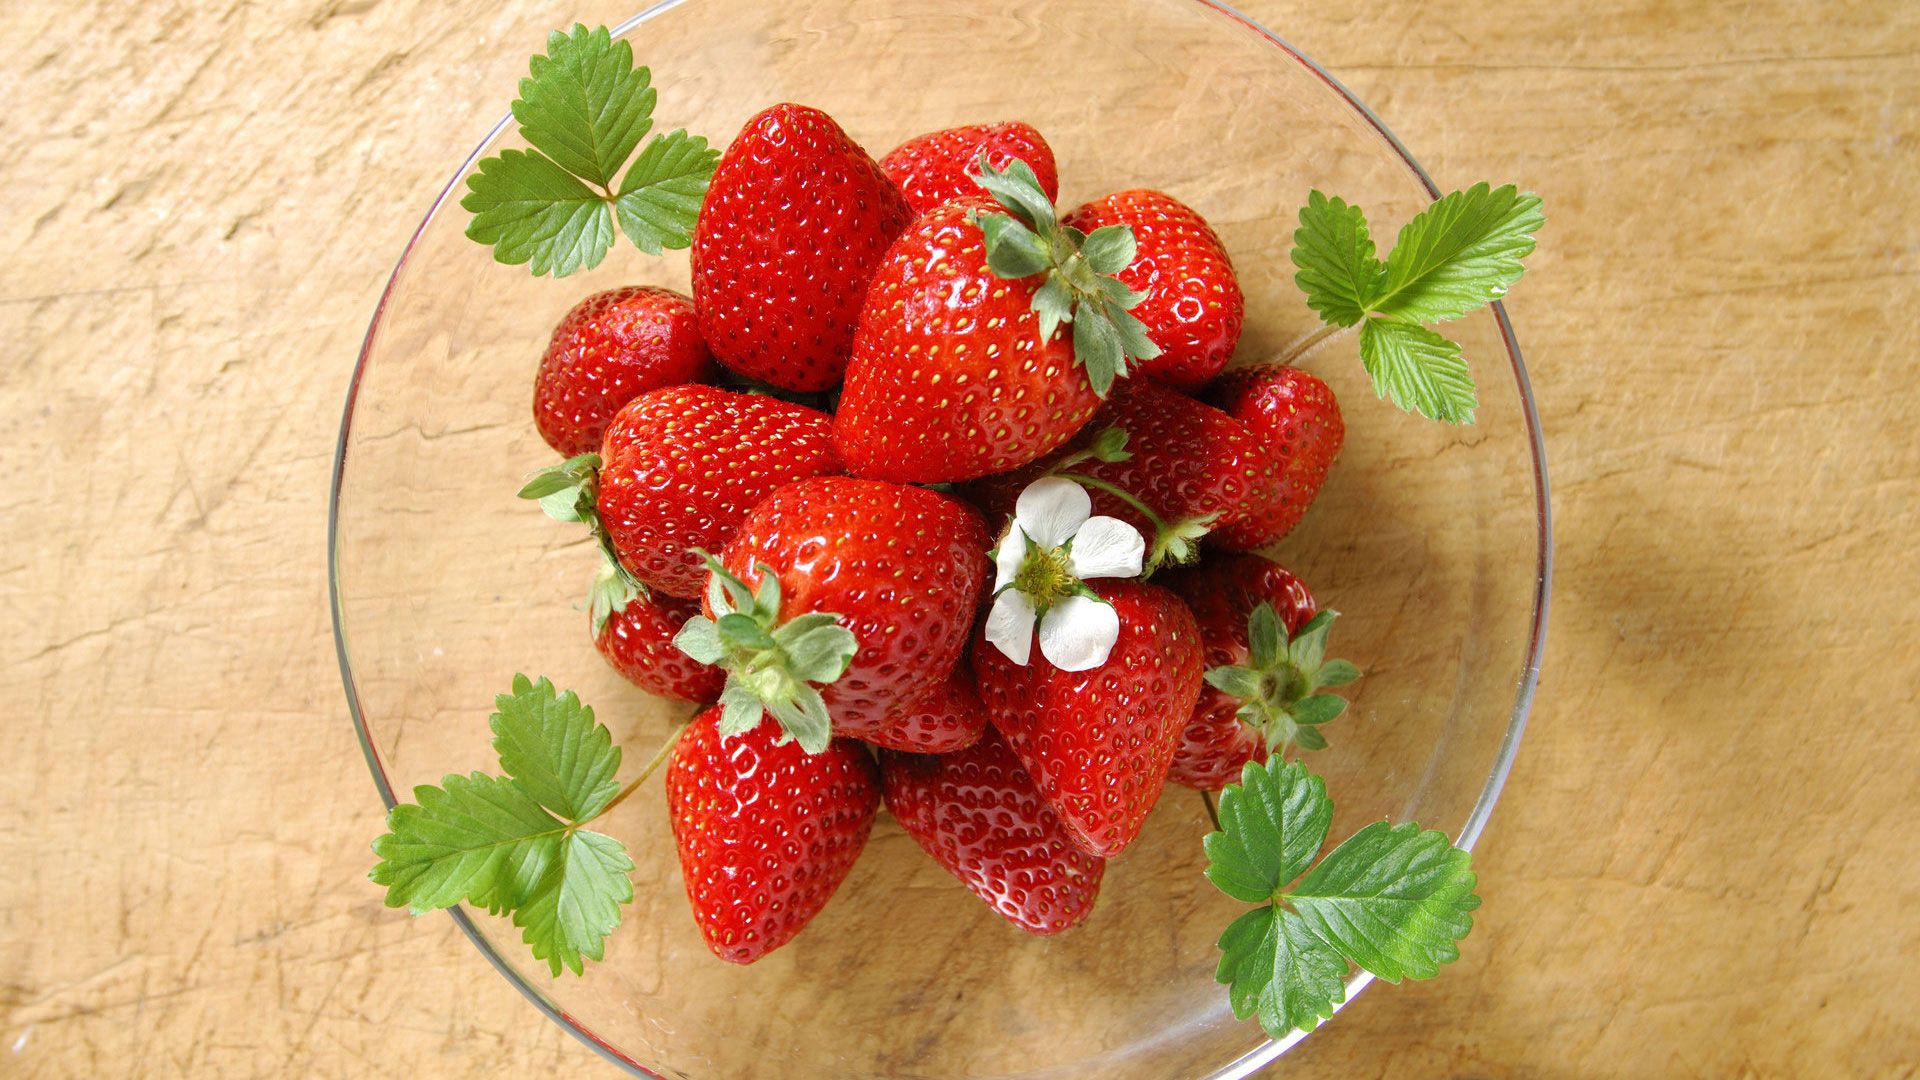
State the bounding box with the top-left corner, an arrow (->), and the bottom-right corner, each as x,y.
527,105 -> 1345,964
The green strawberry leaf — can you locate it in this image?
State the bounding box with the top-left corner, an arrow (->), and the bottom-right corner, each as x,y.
585,556 -> 640,637
1031,274 -> 1076,347
462,149 -> 616,277
1216,902 -> 1350,1036
1104,304 -> 1160,371
1205,759 -> 1480,1039
765,688 -> 835,755
1373,183 -> 1544,324
1088,425 -> 1132,462
973,157 -> 1057,229
1073,306 -> 1125,395
1358,318 -> 1478,425
1288,610 -> 1334,673
511,828 -> 635,976
716,683 -> 765,739
614,129 -> 719,254
1205,664 -> 1266,702
369,677 -> 678,977
513,24 -> 656,189
716,611 -> 776,650
489,674 -> 622,822
978,212 -> 1053,278
1289,821 -> 1481,982
1204,760 -> 1331,901
370,772 -> 565,915
776,619 -> 859,685
1316,659 -> 1361,688
1289,183 -> 1542,424
673,616 -> 723,664
1292,191 -> 1381,327
1248,603 -> 1284,670
464,25 -> 717,275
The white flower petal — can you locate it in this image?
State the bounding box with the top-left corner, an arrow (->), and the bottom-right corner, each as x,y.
1038,594 -> 1120,672
1066,515 -> 1145,580
984,590 -> 1038,666
1014,477 -> 1091,549
992,525 -> 1031,594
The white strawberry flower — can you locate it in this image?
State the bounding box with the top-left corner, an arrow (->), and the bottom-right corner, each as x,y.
985,476 -> 1146,671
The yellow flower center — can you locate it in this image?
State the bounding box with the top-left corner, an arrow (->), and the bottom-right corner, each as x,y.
1015,543 -> 1077,610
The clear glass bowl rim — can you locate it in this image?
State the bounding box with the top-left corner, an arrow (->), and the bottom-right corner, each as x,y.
326,2 -> 1553,1075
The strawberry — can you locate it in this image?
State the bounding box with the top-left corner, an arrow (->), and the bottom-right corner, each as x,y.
1160,554 -> 1315,789
1061,190 -> 1244,391
593,588 -> 724,703
880,728 -> 1103,935
835,158 -> 1164,484
691,103 -> 914,392
879,121 -> 1059,216
595,385 -> 841,599
665,706 -> 881,964
834,195 -> 1097,482
1160,552 -> 1358,789
673,477 -> 990,753
965,379 -> 1282,565
972,578 -> 1204,857
871,669 -> 989,754
1206,364 -> 1345,548
533,286 -> 716,458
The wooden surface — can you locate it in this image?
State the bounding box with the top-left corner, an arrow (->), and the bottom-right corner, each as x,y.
3,0 -> 1917,1076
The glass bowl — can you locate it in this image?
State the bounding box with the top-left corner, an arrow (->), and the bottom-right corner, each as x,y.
329,1 -> 1551,1076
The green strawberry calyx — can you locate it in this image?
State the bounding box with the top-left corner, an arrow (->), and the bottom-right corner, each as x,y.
1203,606 -> 1360,753
518,453 -> 646,634
968,156 -> 1162,396
671,552 -> 858,755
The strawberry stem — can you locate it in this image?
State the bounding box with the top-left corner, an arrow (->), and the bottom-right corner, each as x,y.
1059,473 -> 1166,531
594,718 -> 690,820
1055,472 -> 1207,575
1277,324 -> 1340,367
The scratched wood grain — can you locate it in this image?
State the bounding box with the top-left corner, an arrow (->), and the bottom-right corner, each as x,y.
1,0 -> 1917,1077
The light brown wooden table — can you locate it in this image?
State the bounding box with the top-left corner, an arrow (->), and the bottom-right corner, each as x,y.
4,0 -> 1917,1076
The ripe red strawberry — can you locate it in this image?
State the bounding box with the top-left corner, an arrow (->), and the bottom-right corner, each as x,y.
1061,190 -> 1244,391
1158,553 -> 1318,789
1206,364 -> 1345,548
665,706 -> 881,964
871,669 -> 989,754
597,385 -> 840,599
965,379 -> 1282,558
593,589 -> 724,703
879,121 -> 1059,216
972,579 -> 1204,857
691,103 -> 914,392
880,728 -> 1104,935
698,477 -> 990,750
533,286 -> 716,458
837,156 -> 1167,484
834,196 -> 1102,483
